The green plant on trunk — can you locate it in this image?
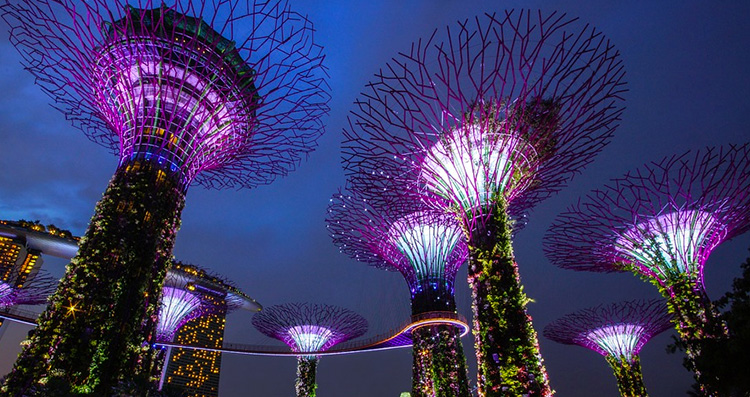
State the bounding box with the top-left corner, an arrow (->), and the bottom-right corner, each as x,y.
465,198 -> 551,396
605,355 -> 648,397
295,356 -> 318,397
1,162 -> 185,396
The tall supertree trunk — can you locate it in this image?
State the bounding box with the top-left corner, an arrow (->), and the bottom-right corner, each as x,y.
412,325 -> 470,397
466,200 -> 551,396
660,278 -> 728,395
605,355 -> 648,397
296,356 -> 318,397
2,162 -> 185,396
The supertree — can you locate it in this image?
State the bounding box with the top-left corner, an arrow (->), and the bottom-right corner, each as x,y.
327,190 -> 471,397
1,0 -> 328,393
342,10 -> 626,395
544,144 -> 750,394
0,272 -> 58,311
155,262 -> 260,394
252,303 -> 367,397
543,299 -> 673,397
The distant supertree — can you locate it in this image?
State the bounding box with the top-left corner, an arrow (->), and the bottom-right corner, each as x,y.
1,0 -> 327,393
544,144 -> 750,394
252,303 -> 367,397
155,262 -> 260,394
0,272 -> 58,310
543,300 -> 673,397
342,10 -> 626,395
327,190 -> 470,396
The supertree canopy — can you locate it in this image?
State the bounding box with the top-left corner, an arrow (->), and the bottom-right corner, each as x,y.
1,0 -> 328,394
252,303 -> 367,397
327,190 -> 470,396
543,300 -> 673,397
342,10 -> 626,396
0,272 -> 58,310
544,144 -> 750,394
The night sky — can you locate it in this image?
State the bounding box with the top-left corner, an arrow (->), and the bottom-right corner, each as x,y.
1,1 -> 749,396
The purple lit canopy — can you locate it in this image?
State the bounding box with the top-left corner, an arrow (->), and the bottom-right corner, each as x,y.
252,303 -> 367,354
343,10 -> 626,223
544,144 -> 750,287
2,0 -> 329,190
327,191 -> 467,299
0,272 -> 57,310
544,299 -> 673,361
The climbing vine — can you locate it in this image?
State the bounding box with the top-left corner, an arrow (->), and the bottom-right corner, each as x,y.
605,355 -> 648,397
465,198 -> 552,396
1,161 -> 185,396
296,356 -> 318,397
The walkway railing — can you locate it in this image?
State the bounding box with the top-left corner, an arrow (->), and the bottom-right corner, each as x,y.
0,308 -> 469,357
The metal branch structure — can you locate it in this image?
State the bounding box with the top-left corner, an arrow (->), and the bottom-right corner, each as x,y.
543,300 -> 672,397
342,10 -> 626,396
252,303 -> 367,397
0,0 -> 328,394
544,144 -> 750,394
327,190 -> 470,396
0,272 -> 58,310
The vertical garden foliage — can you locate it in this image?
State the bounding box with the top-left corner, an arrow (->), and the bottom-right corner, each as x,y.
295,356 -> 318,397
2,162 -> 185,396
654,277 -> 727,395
605,355 -> 648,397
411,325 -> 470,397
466,199 -> 551,396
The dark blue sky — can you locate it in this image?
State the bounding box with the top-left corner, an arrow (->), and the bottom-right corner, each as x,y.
1,1 -> 749,396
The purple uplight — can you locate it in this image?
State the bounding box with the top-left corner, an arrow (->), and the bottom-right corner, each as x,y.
544,299 -> 672,361
156,287 -> 203,342
4,0 -> 330,190
545,144 -> 750,287
252,303 -> 367,354
614,209 -> 726,283
0,273 -> 57,310
327,191 -> 467,297
421,121 -> 539,213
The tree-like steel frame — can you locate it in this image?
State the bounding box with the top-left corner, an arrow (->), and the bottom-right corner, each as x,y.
544,144 -> 750,394
544,299 -> 673,397
252,303 -> 367,397
342,10 -> 626,396
1,0 -> 328,394
327,189 -> 471,396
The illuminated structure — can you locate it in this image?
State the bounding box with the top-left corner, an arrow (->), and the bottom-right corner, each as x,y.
158,262 -> 260,397
327,191 -> 470,396
342,10 -> 626,395
543,300 -> 673,397
544,144 -> 750,394
0,272 -> 58,330
252,303 -> 367,397
2,0 -> 327,393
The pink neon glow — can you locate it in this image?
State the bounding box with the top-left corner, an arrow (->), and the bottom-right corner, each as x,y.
287,325 -> 333,353
614,209 -> 726,282
156,287 -> 203,342
421,125 -> 537,212
386,211 -> 463,282
585,324 -> 645,359
95,36 -> 253,185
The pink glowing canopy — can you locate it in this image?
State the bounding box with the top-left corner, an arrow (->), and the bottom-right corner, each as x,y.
3,0 -> 330,190
545,144 -> 750,286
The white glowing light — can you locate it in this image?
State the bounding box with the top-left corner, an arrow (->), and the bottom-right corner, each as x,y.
287,325 -> 333,353
421,125 -> 537,211
156,287 -> 203,341
615,210 -> 725,279
586,324 -> 644,360
387,212 -> 462,281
